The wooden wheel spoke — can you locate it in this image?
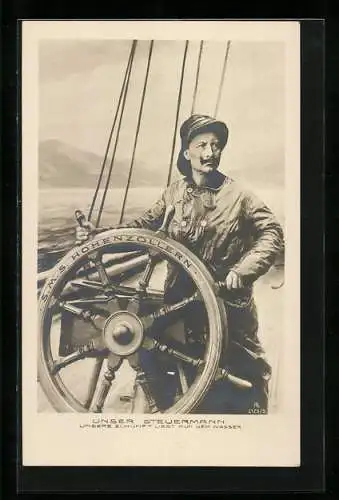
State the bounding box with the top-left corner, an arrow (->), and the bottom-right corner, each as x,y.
124,254 -> 162,315
58,300 -> 107,331
154,292 -> 200,317
62,277 -> 163,305
140,292 -> 201,332
142,337 -> 204,368
114,285 -> 164,303
51,346 -> 106,375
135,254 -> 159,294
66,279 -> 105,293
89,254 -> 112,288
65,297 -> 111,306
142,338 -> 252,389
123,287 -> 164,315
92,355 -> 122,413
127,354 -> 159,413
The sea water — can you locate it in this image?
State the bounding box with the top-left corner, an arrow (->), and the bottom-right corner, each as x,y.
38,186 -> 284,273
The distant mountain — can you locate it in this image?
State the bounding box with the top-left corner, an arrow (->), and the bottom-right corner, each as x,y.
39,139 -> 284,190
39,139 -> 163,188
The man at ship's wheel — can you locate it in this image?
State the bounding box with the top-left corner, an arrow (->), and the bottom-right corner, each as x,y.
76,114 -> 284,414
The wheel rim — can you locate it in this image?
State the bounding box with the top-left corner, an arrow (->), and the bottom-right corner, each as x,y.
38,228 -> 227,414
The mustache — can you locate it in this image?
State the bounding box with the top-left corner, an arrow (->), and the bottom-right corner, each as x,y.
201,159 -> 218,166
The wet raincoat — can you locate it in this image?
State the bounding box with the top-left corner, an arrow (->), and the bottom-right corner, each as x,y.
106,170 -> 284,413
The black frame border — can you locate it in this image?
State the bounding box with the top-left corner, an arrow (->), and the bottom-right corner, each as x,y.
2,17 -> 325,494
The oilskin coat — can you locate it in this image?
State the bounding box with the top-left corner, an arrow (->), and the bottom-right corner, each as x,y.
115,171 -> 284,413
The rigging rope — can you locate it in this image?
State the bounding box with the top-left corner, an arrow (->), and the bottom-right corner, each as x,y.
119,40 -> 154,224
213,40 -> 231,118
191,41 -> 204,114
166,40 -> 189,187
88,40 -> 137,223
95,41 -> 137,228
92,39 -> 229,224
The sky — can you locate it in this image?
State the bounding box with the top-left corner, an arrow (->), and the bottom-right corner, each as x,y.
39,39 -> 285,189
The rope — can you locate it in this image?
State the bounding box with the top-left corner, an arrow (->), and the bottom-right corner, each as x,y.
88,40 -> 137,223
166,40 -> 189,187
191,41 -> 204,114
95,41 -> 137,228
213,40 -> 231,118
119,40 -> 154,224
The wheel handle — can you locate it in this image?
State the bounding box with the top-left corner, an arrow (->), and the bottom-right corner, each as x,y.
75,209 -> 87,228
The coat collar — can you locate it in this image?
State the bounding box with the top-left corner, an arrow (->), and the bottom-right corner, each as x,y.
184,171 -> 232,192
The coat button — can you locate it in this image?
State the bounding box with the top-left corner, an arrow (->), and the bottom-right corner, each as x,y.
201,220 -> 207,227
187,187 -> 193,193
181,220 -> 187,227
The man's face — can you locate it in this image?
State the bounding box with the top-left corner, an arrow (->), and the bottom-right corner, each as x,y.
184,131 -> 222,175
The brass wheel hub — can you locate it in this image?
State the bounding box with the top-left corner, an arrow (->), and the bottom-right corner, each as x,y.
103,311 -> 144,356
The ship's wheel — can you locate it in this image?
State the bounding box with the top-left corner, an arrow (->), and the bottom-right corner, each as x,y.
38,227 -> 230,414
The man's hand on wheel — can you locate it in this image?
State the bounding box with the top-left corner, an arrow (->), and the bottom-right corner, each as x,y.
75,221 -> 96,244
224,270 -> 243,290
